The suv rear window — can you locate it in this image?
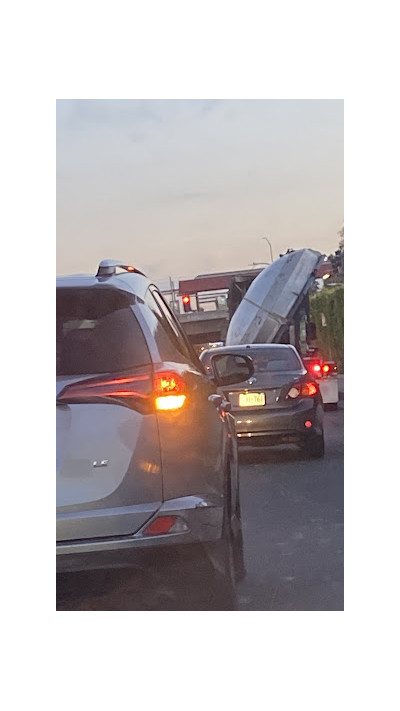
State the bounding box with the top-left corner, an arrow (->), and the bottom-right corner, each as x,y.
57,288 -> 151,376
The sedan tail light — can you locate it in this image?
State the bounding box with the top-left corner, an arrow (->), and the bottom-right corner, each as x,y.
287,381 -> 318,399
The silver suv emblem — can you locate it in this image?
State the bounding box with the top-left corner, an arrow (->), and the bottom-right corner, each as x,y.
92,460 -> 109,468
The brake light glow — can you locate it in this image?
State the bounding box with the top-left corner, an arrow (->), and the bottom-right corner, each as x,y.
154,372 -> 186,411
57,373 -> 151,401
322,362 -> 337,374
313,364 -> 321,373
305,420 -> 312,428
58,370 -> 187,412
304,382 -> 318,396
287,381 -> 318,398
156,395 -> 186,410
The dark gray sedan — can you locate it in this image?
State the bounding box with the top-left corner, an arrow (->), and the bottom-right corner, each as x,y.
200,344 -> 324,458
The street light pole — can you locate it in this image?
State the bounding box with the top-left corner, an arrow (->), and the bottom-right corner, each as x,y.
169,276 -> 177,313
262,237 -> 273,263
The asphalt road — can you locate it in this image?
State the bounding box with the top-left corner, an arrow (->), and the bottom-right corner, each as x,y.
237,403 -> 344,610
57,403 -> 343,611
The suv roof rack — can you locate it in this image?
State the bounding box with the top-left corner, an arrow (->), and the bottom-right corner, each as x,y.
96,259 -> 146,278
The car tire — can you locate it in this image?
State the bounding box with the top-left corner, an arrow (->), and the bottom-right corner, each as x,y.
232,496 -> 246,582
155,463 -> 240,610
302,431 -> 325,458
143,528 -> 236,611
198,463 -> 241,609
206,516 -> 237,609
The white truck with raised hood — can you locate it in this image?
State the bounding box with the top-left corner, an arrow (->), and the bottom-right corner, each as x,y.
225,248 -> 339,410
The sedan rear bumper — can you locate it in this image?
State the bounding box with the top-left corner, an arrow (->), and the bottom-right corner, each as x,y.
234,398 -> 323,445
56,495 -> 223,572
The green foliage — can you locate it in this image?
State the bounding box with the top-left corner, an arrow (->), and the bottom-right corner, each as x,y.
310,285 -> 344,372
329,227 -> 344,283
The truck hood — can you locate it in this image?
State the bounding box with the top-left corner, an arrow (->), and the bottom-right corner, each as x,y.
225,249 -> 323,345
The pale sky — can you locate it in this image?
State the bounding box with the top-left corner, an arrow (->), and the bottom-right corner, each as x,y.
57,99 -> 343,285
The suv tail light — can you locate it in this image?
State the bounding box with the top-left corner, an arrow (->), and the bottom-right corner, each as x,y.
57,371 -> 152,405
57,369 -> 187,412
154,371 -> 186,411
287,381 -> 318,399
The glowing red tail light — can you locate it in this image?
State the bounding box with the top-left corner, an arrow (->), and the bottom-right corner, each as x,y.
287,381 -> 318,399
322,361 -> 337,375
153,371 -> 186,410
57,370 -> 153,415
58,372 -> 151,402
303,382 -> 318,396
303,359 -> 322,377
58,369 -> 187,413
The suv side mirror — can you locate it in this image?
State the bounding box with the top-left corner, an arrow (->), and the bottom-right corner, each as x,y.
210,353 -> 254,386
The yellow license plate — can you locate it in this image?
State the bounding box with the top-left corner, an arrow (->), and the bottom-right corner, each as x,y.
238,392 -> 266,407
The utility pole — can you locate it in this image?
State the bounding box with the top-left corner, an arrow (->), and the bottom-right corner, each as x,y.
169,277 -> 177,313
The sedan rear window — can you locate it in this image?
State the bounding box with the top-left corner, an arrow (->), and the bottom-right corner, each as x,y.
57,288 -> 151,375
201,347 -> 302,374
249,348 -> 302,373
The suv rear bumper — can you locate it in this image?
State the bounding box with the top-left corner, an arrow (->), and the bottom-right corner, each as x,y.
56,495 -> 223,572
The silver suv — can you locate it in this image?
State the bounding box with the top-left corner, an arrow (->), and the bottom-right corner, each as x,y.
56,260 -> 254,609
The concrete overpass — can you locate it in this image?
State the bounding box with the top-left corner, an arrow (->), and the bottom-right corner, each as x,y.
177,309 -> 230,346
175,267 -> 262,347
